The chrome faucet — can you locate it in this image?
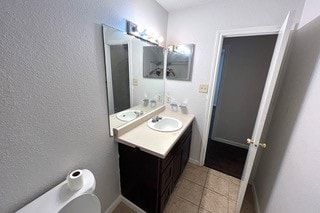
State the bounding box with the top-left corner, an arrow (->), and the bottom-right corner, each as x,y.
151,115 -> 162,123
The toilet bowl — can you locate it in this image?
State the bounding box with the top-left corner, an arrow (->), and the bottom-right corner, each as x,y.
17,169 -> 101,213
59,194 -> 100,213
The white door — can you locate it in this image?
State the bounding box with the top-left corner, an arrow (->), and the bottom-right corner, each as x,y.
236,11 -> 294,212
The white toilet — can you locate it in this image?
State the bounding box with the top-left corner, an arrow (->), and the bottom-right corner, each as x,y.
17,169 -> 101,213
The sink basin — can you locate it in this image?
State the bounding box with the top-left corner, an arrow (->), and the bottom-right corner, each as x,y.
147,116 -> 183,132
116,110 -> 142,122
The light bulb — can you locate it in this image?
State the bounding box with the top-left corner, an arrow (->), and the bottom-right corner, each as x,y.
137,25 -> 145,33
158,36 -> 164,43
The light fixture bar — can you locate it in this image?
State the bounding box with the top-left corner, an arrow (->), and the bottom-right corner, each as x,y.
126,20 -> 164,45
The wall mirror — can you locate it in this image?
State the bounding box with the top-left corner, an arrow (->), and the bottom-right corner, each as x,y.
143,46 -> 164,79
166,44 -> 195,81
102,25 -> 165,136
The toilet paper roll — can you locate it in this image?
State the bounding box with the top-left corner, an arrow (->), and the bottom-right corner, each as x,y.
67,169 -> 84,191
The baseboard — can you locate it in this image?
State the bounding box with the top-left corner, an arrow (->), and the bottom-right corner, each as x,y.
121,196 -> 146,213
188,158 -> 200,165
251,183 -> 261,213
104,195 -> 122,213
213,137 -> 249,149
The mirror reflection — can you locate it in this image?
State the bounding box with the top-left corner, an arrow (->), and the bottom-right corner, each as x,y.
167,44 -> 195,81
103,25 -> 165,136
143,46 -> 164,79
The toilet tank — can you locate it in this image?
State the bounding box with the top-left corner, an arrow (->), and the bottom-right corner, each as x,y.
17,169 -> 98,213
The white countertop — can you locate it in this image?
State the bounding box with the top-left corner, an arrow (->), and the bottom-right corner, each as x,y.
115,109 -> 195,159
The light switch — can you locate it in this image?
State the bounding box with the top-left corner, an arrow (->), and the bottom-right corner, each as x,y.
199,84 -> 208,93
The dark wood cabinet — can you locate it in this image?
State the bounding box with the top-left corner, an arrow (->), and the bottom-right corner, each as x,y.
118,123 -> 192,213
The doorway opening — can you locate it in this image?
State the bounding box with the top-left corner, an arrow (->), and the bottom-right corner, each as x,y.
109,44 -> 130,113
204,35 -> 278,179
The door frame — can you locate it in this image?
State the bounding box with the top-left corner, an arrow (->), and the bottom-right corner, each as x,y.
200,25 -> 280,165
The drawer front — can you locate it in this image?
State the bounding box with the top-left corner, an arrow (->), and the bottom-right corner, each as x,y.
160,161 -> 173,195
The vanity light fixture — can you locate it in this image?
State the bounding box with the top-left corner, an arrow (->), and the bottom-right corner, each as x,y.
126,20 -> 164,45
168,44 -> 192,55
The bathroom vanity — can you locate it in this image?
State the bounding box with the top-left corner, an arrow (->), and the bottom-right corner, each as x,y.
115,109 -> 194,213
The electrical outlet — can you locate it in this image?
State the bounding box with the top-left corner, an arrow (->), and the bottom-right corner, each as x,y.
166,96 -> 171,103
157,94 -> 163,102
199,84 -> 208,93
132,78 -> 138,86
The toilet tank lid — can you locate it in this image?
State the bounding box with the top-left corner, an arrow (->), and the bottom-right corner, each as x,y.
16,169 -> 96,213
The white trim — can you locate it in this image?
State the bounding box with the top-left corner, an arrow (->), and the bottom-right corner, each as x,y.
218,26 -> 280,37
104,44 -> 115,115
121,196 -> 146,213
128,38 -> 133,107
104,195 -> 122,213
104,195 -> 146,213
251,183 -> 261,213
188,158 -> 200,165
106,39 -> 129,46
214,137 -> 249,149
200,25 -> 280,166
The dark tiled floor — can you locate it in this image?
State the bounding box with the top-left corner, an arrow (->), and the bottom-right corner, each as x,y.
204,140 -> 248,179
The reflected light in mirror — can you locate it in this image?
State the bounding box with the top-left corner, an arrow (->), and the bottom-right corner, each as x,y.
168,45 -> 192,56
126,20 -> 164,45
166,44 -> 195,81
173,45 -> 192,55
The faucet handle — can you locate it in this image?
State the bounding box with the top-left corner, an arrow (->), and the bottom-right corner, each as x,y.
151,115 -> 158,123
151,115 -> 162,122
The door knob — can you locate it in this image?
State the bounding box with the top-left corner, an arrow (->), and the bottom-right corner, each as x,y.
247,138 -> 254,144
247,138 -> 267,149
259,143 -> 267,148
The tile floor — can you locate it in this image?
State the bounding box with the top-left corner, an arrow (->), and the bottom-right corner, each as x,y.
112,163 -> 255,213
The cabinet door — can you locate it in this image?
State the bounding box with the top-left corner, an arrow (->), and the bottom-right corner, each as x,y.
118,144 -> 160,213
181,131 -> 192,173
172,149 -> 182,185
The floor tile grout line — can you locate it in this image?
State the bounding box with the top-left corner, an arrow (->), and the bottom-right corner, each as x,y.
205,170 -> 231,198
198,167 -> 209,212
207,170 -> 232,182
176,176 -> 204,207
178,164 -> 240,212
182,176 -> 206,188
181,164 -> 240,212
174,193 -> 202,208
203,185 -> 229,199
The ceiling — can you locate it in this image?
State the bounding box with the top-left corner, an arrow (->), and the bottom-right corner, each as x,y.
156,0 -> 216,12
